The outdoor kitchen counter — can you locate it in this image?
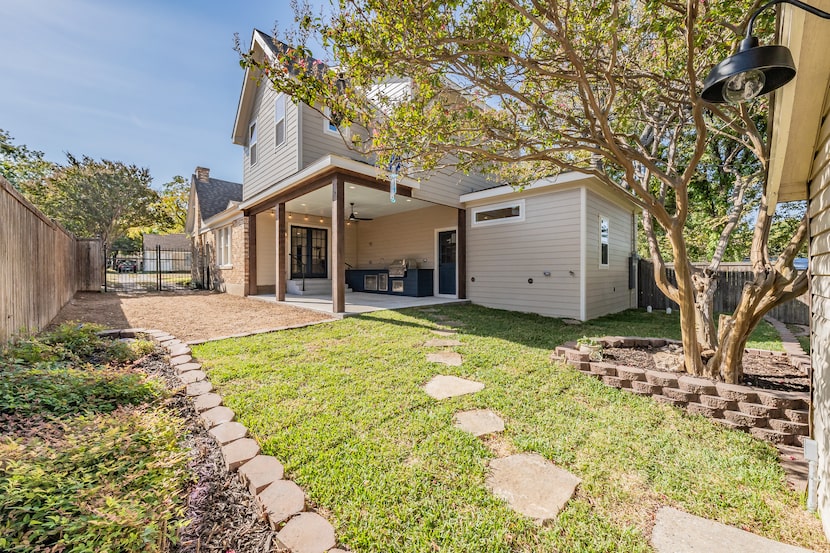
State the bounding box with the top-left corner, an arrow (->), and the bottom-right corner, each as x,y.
346,269 -> 434,297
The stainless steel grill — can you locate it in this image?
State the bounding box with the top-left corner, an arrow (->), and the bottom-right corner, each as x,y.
388,258 -> 418,278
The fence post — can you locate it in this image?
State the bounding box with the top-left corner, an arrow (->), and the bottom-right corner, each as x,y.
156,245 -> 161,291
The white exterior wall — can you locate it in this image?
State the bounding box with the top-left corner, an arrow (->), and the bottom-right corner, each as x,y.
808,84 -> 830,536
584,189 -> 637,319
354,205 -> 457,270
242,86 -> 300,201
466,188 -> 583,319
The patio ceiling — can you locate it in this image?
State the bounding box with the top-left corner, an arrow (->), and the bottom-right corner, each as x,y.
284,183 -> 435,219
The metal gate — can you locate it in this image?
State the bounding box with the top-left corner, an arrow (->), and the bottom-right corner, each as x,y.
105,245 -> 192,292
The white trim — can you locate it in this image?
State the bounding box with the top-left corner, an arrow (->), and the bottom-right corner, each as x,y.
599,214 -> 610,269
217,225 -> 233,267
579,187 -> 587,321
239,154 -> 421,210
434,226 -> 458,298
460,172 -> 592,203
249,119 -> 258,166
323,107 -> 340,136
275,94 -> 286,149
470,199 -> 525,227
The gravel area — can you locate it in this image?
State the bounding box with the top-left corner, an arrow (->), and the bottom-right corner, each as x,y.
50,291 -> 334,343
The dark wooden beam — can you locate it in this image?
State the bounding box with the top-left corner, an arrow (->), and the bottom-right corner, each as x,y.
332,175 -> 346,313
276,203 -> 286,301
246,214 -> 257,296
457,208 -> 467,299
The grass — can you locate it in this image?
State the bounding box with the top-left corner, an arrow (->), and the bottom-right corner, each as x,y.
0,323 -> 190,553
194,306 -> 826,553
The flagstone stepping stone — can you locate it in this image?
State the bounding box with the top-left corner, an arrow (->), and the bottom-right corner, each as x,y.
193,393 -> 223,412
454,409 -> 505,436
200,405 -> 235,429
221,437 -> 260,471
238,455 -> 285,495
423,375 -> 484,399
258,480 -> 306,527
277,513 -> 336,553
651,506 -> 814,552
176,362 -> 202,374
424,338 -> 463,347
562,318 -> 583,325
170,354 -> 193,366
186,380 -> 213,396
431,329 -> 457,337
426,351 -> 463,366
209,421 -> 248,445
179,370 -> 207,384
168,344 -> 191,357
486,453 -> 580,521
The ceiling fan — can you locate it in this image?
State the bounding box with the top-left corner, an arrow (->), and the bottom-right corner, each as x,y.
348,202 -> 373,221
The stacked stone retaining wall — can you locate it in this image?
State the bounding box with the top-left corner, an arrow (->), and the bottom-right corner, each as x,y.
553,337 -> 810,447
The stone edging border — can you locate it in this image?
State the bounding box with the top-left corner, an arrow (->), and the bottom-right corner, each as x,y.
100,327 -> 346,553
551,336 -> 810,447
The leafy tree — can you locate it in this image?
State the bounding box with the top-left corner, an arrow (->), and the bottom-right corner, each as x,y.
244,0 -> 808,384
156,176 -> 189,233
27,155 -> 161,246
0,129 -> 55,191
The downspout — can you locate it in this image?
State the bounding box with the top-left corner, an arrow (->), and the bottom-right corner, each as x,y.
579,187 -> 587,321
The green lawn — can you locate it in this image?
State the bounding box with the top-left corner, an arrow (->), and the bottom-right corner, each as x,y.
194,306 -> 825,553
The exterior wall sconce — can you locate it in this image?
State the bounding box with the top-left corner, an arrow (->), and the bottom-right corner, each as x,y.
702,0 -> 830,103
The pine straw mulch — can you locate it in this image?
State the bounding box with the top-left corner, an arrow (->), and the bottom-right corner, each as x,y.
139,351 -> 287,553
602,346 -> 810,393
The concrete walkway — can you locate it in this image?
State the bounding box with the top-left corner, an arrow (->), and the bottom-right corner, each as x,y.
251,292 -> 468,317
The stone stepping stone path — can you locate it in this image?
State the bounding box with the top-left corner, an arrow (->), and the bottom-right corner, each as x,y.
98,328 -> 343,553
426,351 -> 463,366
651,507 -> 815,552
430,329 -> 458,337
423,375 -> 484,399
424,338 -> 463,347
454,409 -> 504,437
485,453 -> 581,522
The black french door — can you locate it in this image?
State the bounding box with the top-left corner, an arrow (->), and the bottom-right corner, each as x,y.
291,226 -> 328,278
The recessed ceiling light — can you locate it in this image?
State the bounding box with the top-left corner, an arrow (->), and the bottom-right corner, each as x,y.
406,199 -> 411,202
349,185 -> 355,189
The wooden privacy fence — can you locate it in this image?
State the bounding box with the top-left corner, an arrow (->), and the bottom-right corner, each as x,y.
0,176 -> 103,342
638,259 -> 810,325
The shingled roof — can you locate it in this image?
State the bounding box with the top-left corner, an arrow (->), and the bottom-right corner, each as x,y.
194,174 -> 243,221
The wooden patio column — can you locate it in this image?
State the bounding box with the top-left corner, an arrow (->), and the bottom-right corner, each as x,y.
246,214 -> 257,296
276,203 -> 286,301
457,208 -> 467,299
332,175 -> 346,313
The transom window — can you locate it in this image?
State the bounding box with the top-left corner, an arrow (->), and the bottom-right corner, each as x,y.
471,200 -> 525,227
599,216 -> 609,267
275,94 -> 286,147
248,121 -> 257,166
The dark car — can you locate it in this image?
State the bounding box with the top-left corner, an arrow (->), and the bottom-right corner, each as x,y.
117,259 -> 138,273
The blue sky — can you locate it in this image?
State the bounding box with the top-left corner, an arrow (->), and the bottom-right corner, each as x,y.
0,0 -> 324,189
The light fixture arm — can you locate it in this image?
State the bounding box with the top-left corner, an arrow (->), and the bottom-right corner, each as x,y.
745,0 -> 830,41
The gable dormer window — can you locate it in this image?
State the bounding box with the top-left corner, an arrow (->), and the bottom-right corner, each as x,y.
249,121 -> 258,166
323,107 -> 339,135
275,94 -> 286,148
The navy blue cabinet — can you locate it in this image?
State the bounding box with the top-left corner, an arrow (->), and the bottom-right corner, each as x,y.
346,269 -> 433,297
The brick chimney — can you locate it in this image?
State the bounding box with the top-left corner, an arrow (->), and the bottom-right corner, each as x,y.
195,166 -> 210,182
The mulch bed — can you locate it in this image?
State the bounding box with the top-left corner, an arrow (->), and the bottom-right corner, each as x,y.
602,347 -> 810,393
139,351 -> 286,553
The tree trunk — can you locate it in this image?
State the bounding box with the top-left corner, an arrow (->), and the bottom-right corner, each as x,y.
692,269 -> 718,352
668,230 -> 710,377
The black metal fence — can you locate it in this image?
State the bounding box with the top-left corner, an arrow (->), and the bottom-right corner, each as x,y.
105,246 -> 192,292
637,259 -> 809,325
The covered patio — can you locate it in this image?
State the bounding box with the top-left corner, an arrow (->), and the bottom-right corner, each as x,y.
240,155 -> 467,314
251,291 -> 469,317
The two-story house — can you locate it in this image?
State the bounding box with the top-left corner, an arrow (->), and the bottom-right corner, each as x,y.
188,29 -> 639,320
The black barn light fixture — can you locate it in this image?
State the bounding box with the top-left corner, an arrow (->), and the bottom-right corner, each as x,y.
702,0 -> 830,103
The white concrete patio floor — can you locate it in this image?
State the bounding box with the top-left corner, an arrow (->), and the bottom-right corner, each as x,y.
250,292 -> 469,317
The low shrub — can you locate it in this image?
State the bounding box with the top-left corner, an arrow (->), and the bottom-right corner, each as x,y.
0,406 -> 190,552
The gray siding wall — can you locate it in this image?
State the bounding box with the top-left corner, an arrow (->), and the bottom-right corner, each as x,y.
242,85 -> 300,201
584,189 -> 637,319
466,188 -> 582,318
300,103 -> 367,167
808,83 -> 830,534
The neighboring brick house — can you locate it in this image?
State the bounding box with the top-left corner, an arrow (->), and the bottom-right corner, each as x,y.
184,167 -> 244,293
184,29 -> 638,321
